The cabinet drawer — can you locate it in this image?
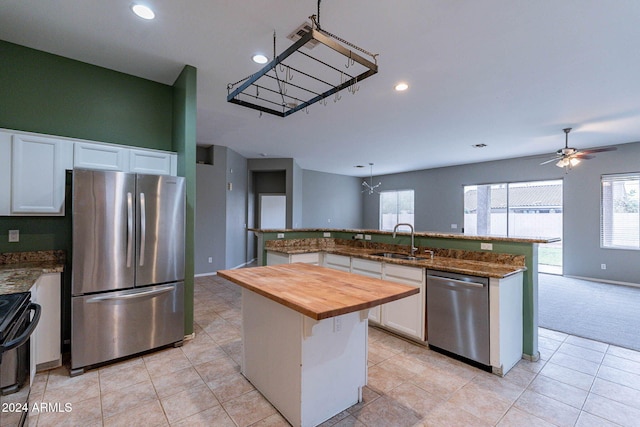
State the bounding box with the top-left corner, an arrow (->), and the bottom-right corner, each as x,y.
324,254 -> 350,268
291,252 -> 320,264
351,258 -> 382,274
384,264 -> 424,283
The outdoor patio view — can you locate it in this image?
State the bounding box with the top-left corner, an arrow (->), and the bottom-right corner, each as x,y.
464,180 -> 563,274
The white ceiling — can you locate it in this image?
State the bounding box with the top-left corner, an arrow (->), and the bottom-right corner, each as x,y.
2,1 -> 639,177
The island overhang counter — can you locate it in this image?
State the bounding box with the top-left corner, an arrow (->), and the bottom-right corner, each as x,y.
218,263 -> 419,427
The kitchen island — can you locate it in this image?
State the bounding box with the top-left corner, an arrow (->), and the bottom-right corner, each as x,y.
218,263 -> 419,427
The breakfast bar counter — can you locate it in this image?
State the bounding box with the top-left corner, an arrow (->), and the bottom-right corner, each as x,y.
218,263 -> 419,427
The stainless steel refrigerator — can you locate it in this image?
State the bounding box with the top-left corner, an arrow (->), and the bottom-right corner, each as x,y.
71,169 -> 185,375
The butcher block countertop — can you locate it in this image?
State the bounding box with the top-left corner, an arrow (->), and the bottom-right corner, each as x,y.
218,263 -> 420,321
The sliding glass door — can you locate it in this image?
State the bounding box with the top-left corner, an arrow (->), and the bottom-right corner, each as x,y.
464,180 -> 563,274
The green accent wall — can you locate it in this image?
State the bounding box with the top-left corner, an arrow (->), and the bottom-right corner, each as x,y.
0,40 -> 173,149
0,39 -> 197,343
172,65 -> 197,336
260,230 -> 540,358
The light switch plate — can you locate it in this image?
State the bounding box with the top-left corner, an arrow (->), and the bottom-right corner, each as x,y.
277,233 -> 285,238
480,242 -> 493,250
323,232 -> 331,237
8,230 -> 19,242
365,235 -> 372,240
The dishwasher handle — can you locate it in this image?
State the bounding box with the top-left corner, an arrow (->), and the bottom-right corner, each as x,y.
427,275 -> 486,288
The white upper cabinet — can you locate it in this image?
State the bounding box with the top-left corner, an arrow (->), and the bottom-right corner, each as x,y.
129,149 -> 176,176
74,142 -> 128,171
11,134 -> 73,215
0,128 -> 178,216
0,132 -> 12,215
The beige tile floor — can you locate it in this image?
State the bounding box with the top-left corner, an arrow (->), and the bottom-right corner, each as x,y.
28,275 -> 640,427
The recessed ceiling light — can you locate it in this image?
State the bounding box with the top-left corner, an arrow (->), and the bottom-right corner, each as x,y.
252,54 -> 268,64
394,82 -> 409,92
131,4 -> 155,20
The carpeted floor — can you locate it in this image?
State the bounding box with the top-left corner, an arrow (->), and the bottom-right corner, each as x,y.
538,273 -> 640,351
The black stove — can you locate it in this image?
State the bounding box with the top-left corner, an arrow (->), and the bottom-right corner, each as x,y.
0,293 -> 30,342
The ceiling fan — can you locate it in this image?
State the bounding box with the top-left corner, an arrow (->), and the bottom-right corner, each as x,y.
540,128 -> 617,171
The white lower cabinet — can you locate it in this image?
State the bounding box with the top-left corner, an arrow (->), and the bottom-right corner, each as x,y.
30,273 -> 62,380
323,253 -> 351,272
267,251 -> 321,266
350,258 -> 383,324
381,264 -> 426,341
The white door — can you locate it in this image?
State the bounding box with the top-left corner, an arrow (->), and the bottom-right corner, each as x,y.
259,194 -> 286,229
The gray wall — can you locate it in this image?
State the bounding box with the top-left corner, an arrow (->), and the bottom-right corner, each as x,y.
195,145 -> 247,275
226,148 -> 248,269
363,141 -> 640,284
302,169 -> 363,228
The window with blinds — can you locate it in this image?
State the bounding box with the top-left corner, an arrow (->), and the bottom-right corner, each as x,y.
601,173 -> 640,249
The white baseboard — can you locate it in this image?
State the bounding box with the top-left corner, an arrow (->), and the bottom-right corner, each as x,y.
194,271 -> 217,277
565,275 -> 640,289
194,258 -> 257,277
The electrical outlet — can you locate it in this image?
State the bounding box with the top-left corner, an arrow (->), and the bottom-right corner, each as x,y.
365,234 -> 372,240
355,234 -> 364,239
208,257 -> 213,263
601,264 -> 607,270
8,230 -> 19,242
323,232 -> 331,237
480,242 -> 493,250
277,233 -> 285,239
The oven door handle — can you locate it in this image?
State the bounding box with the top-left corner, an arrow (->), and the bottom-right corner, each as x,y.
0,303 -> 42,353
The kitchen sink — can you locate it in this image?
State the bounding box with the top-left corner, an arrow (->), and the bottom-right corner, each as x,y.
371,252 -> 430,261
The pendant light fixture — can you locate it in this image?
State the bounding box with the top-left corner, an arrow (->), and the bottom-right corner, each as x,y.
361,163 -> 381,195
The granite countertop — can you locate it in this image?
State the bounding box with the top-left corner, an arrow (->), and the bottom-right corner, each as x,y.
0,251 -> 65,295
265,240 -> 526,278
218,263 -> 419,320
251,228 -> 560,244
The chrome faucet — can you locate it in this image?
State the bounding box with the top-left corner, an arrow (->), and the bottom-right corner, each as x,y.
392,223 -> 417,257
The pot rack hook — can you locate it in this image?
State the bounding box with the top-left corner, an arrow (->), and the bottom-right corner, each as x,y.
287,66 -> 294,81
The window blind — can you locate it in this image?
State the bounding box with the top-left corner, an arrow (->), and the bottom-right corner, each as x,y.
601,173 -> 640,249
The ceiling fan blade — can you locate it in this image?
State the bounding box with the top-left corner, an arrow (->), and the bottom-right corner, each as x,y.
540,157 -> 561,165
579,146 -> 618,154
574,154 -> 595,160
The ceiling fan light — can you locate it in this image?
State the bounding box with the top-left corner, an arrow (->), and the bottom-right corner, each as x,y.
556,159 -> 568,168
569,157 -> 581,167
131,4 -> 155,20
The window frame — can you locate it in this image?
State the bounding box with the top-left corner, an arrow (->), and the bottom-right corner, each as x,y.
379,189 -> 415,231
601,172 -> 640,250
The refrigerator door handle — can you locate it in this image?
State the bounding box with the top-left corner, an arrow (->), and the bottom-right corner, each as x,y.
127,192 -> 134,268
86,285 -> 176,303
139,192 -> 146,266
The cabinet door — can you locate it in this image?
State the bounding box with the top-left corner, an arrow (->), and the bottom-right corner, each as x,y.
351,258 -> 383,324
266,251 -> 290,265
11,134 -> 73,215
0,132 -> 11,215
74,142 -> 128,171
129,149 -> 174,175
381,264 -> 425,340
32,273 -> 62,370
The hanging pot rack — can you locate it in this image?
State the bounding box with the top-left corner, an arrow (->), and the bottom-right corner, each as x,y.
226,1 -> 379,117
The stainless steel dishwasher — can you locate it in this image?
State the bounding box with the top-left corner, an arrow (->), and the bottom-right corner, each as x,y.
426,270 -> 490,366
